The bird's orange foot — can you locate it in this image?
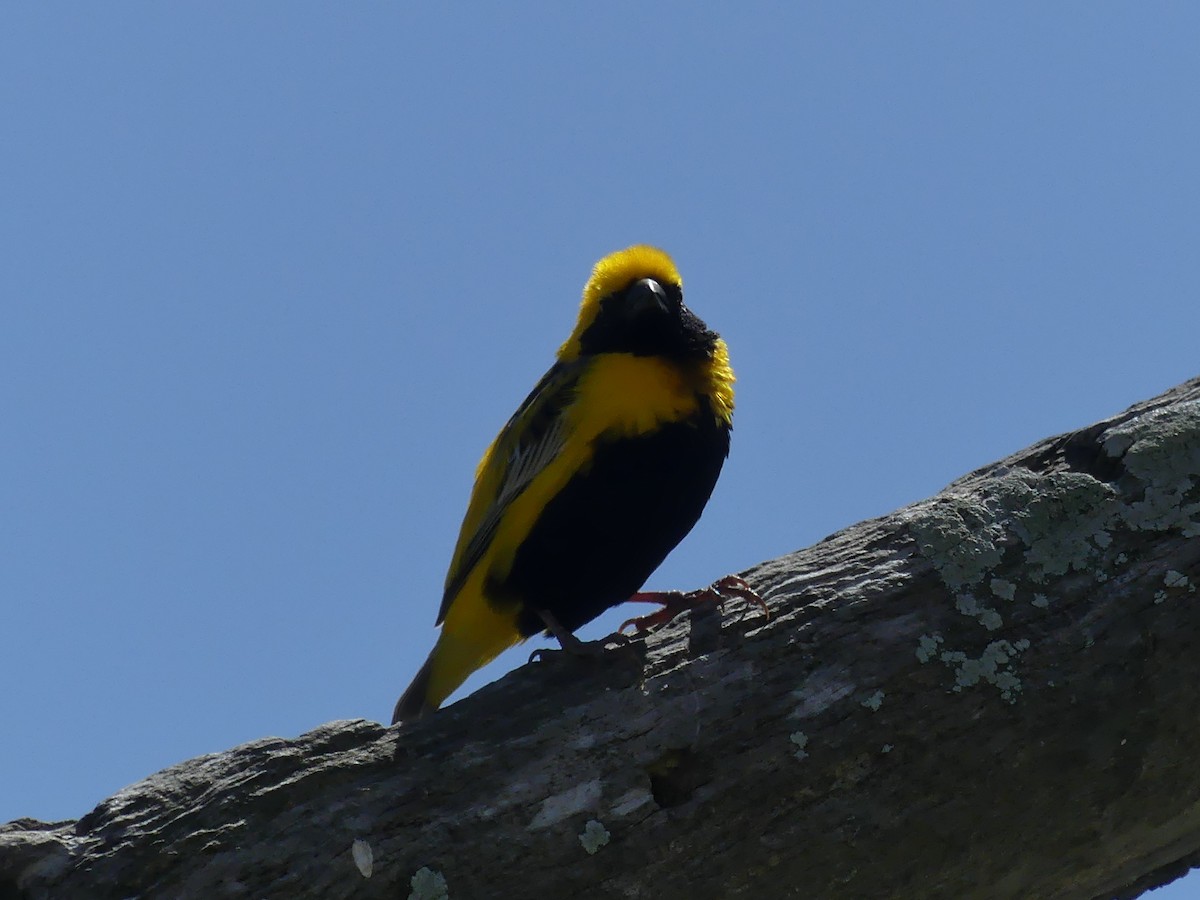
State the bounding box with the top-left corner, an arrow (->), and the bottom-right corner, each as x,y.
618,575 -> 768,634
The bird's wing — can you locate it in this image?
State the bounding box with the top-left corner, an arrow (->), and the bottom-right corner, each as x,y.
437,359 -> 583,623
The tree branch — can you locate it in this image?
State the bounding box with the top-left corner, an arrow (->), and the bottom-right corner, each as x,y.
4,377 -> 1200,900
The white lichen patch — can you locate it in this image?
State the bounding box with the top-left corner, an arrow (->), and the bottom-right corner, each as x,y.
937,638 -> 1032,703
578,819 -> 611,855
1125,485 -> 1200,534
908,469 -> 1118,592
1155,571 -> 1195,602
1007,472 -> 1118,583
861,690 -> 885,711
790,731 -> 809,760
990,578 -> 1016,601
528,780 -> 602,830
1031,593 -> 1050,609
907,498 -> 1009,591
916,633 -> 944,663
351,839 -> 373,878
881,744 -> 893,753
410,867 -> 449,900
1105,401 -> 1200,535
956,593 -> 1003,631
1164,570 -> 1192,589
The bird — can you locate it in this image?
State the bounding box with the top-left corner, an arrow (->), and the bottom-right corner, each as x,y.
392,245 -> 736,725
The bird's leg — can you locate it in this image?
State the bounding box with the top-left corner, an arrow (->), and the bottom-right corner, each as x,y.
528,608 -> 629,664
536,608 -> 591,653
618,575 -> 768,634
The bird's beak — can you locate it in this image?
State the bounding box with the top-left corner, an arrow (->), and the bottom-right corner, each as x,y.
627,278 -> 670,316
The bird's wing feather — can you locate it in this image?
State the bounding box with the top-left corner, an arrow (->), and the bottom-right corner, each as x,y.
437,360 -> 583,623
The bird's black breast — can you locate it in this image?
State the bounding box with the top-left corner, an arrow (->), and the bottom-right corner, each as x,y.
500,408 -> 731,637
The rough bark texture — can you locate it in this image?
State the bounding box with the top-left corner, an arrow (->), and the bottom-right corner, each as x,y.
4,378 -> 1200,900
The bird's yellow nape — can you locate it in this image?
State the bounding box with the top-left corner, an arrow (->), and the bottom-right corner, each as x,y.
558,245 -> 683,361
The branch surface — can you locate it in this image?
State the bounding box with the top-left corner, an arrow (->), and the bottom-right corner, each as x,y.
4,377 -> 1200,900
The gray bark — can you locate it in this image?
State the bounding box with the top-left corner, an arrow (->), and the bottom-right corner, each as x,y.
4,377 -> 1200,900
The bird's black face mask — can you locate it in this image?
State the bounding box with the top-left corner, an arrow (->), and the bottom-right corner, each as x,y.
580,278 -> 717,359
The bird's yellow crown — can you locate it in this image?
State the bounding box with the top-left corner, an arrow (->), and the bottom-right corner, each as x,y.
558,245 -> 683,361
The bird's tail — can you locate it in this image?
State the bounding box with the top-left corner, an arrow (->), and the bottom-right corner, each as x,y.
392,654 -> 437,724
391,607 -> 525,725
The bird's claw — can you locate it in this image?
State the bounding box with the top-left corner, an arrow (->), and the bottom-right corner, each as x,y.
618,575 -> 768,635
528,630 -> 630,664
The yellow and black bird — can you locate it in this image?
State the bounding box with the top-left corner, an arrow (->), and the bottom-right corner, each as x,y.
392,245 -> 736,724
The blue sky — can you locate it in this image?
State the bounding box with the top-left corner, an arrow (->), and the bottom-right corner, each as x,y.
3,4 -> 1198,893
